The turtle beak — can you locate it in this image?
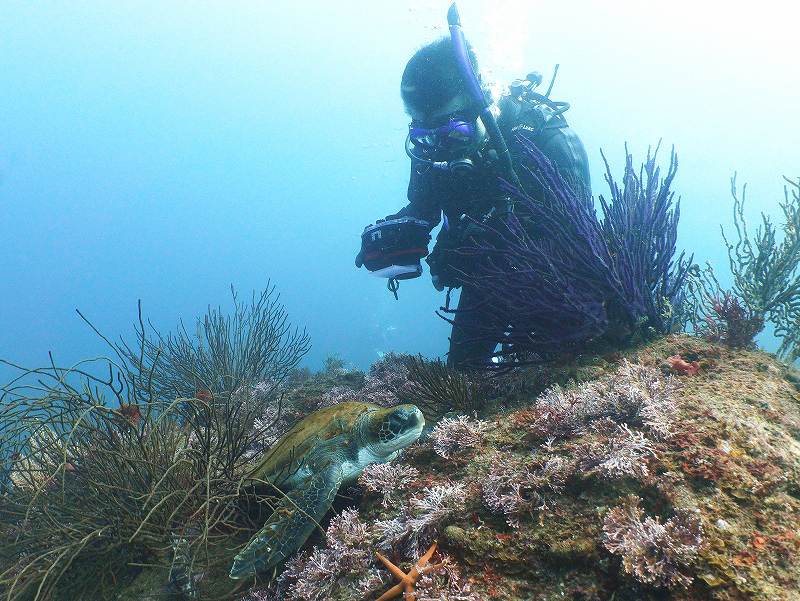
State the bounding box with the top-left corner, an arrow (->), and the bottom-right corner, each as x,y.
384,405 -> 424,447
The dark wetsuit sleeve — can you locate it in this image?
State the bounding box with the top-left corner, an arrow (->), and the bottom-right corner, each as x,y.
384,162 -> 442,230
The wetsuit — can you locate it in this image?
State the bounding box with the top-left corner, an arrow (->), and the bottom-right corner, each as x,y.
389,92 -> 592,367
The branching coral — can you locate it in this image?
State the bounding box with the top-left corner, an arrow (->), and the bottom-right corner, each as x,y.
0,373 -> 261,600
481,452 -> 571,527
273,508 -> 386,601
358,462 -> 420,508
317,353 -> 414,410
374,482 -> 467,558
689,177 -> 800,358
0,288 -> 301,600
603,496 -> 703,589
685,265 -> 765,348
441,139 -> 691,365
704,293 -> 764,349
356,352 -> 414,407
245,385 -> 301,459
721,176 -> 800,360
322,384 -> 360,407
513,361 -> 678,442
578,420 -> 657,481
428,415 -> 491,459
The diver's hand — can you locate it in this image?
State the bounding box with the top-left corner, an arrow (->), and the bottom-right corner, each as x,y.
356,219 -> 384,268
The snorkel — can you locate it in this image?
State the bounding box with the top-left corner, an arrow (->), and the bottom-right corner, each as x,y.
446,2 -> 522,201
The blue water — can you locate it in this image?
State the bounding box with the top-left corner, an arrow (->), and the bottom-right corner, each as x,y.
1,1 -> 798,380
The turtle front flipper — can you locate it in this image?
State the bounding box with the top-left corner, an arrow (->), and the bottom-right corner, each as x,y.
230,455 -> 344,580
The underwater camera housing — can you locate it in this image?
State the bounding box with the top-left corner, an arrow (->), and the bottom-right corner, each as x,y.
360,217 -> 431,280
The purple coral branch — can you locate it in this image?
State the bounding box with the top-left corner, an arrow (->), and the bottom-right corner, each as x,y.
442,135 -> 691,364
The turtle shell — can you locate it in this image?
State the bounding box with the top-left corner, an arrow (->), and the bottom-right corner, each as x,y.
244,401 -> 379,485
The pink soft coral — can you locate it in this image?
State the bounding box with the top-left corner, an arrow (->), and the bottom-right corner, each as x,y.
603,496 -> 703,589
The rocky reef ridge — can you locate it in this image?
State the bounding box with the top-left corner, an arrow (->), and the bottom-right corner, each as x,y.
239,335 -> 800,601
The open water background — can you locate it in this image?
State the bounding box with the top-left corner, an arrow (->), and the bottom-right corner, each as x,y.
1,1 -> 799,380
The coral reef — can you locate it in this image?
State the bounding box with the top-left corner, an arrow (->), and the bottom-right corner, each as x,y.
5,331 -> 800,601
355,335 -> 800,601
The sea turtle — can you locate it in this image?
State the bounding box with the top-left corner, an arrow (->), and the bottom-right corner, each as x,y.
229,401 -> 424,579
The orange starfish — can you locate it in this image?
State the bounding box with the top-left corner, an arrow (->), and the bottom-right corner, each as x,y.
375,542 -> 443,601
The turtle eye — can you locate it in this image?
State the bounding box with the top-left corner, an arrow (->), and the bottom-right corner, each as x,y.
378,409 -> 409,443
376,406 -> 423,445
388,412 -> 407,435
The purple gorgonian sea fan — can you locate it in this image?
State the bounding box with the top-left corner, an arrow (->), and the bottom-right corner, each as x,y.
443,135 -> 692,365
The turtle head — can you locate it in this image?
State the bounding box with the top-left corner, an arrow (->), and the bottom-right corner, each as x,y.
360,404 -> 424,457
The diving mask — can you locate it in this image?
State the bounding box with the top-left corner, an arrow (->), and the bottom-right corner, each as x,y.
408,117 -> 478,150
405,116 -> 486,173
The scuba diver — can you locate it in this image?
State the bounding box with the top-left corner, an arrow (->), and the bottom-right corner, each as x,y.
356,4 -> 591,369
